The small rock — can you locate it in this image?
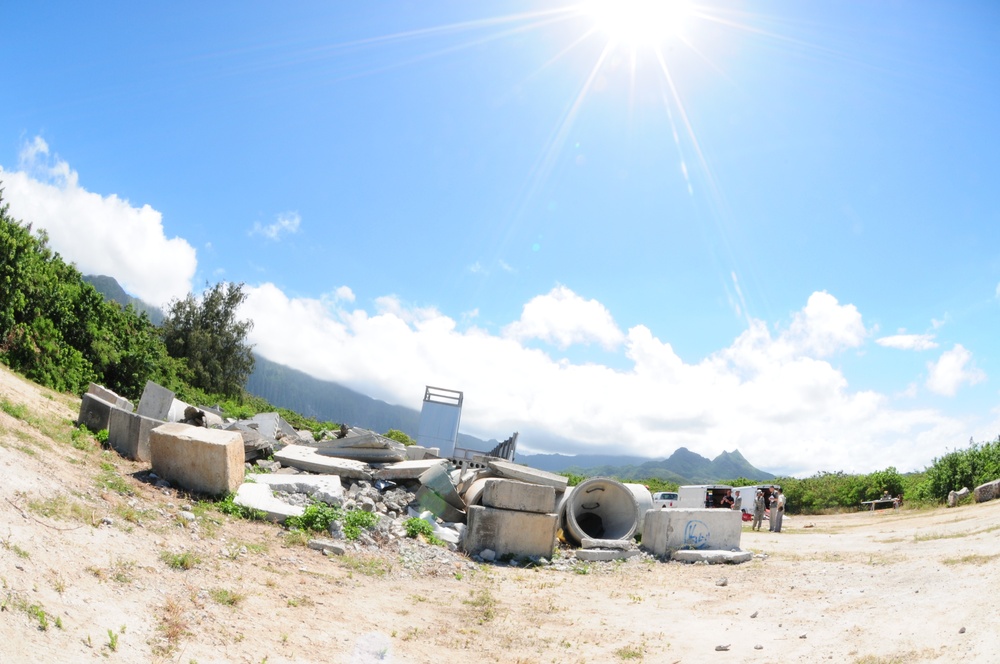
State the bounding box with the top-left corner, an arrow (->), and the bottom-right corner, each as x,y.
715,645 -> 730,652
959,627 -> 966,634
716,577 -> 728,587
754,645 -> 763,650
101,516 -> 114,526
799,634 -> 807,639
750,611 -> 758,619
179,511 -> 196,522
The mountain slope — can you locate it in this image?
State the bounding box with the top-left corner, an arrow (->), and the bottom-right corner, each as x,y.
83,274 -> 165,325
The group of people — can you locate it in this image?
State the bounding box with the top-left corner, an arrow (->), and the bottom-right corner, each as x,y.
717,487 -> 786,532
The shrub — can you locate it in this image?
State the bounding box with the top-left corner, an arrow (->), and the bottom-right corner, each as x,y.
285,502 -> 342,533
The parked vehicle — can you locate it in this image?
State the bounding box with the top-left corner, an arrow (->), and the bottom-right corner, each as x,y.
651,491 -> 679,508
676,484 -> 734,509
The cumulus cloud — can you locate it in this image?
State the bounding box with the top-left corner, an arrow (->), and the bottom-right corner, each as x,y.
250,211 -> 300,240
926,344 -> 986,396
239,283 -> 970,476
785,291 -> 867,356
876,333 -> 938,351
503,285 -> 625,350
1,137 -> 196,306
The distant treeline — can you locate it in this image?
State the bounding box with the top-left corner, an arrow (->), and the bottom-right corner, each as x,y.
564,436 -> 1000,512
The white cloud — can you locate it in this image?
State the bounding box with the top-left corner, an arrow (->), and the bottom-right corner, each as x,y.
1,137 -> 196,306
926,344 -> 986,396
876,333 -> 938,351
333,286 -> 355,303
785,291 -> 867,357
250,212 -> 300,241
240,284 -> 970,476
502,285 -> 625,350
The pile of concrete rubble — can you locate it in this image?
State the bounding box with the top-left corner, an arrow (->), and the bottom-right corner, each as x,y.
79,380 -> 747,566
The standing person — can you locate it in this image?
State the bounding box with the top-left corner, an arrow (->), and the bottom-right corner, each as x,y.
719,489 -> 735,509
752,490 -> 765,531
773,489 -> 786,533
768,491 -> 778,531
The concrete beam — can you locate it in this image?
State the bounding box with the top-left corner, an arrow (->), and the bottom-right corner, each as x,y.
672,549 -> 753,564
482,478 -> 556,514
233,482 -> 304,523
150,422 -> 244,496
248,474 -> 344,506
373,459 -> 447,481
78,393 -> 116,432
487,459 -> 568,491
641,508 -> 743,556
274,445 -> 373,480
463,505 -> 557,559
137,380 -> 174,420
107,407 -> 160,461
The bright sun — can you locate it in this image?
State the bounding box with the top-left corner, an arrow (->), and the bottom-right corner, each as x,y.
584,0 -> 693,47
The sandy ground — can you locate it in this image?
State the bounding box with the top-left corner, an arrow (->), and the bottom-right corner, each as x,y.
2,364 -> 1000,664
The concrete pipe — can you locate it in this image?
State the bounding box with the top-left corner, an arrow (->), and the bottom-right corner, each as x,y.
565,477 -> 642,544
624,483 -> 654,537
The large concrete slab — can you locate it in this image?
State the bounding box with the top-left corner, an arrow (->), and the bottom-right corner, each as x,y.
107,407 -> 161,461
274,445 -> 373,480
248,474 -> 344,506
463,505 -> 558,559
150,422 -> 244,496
482,478 -> 556,514
233,482 -> 304,523
575,549 -> 642,562
137,380 -> 174,420
672,549 -> 753,564
641,508 -> 743,556
78,393 -> 116,432
405,445 -> 439,460
373,459 -> 447,481
487,459 -> 568,491
87,383 -> 133,412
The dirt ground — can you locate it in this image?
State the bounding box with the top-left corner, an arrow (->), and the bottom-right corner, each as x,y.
2,364 -> 999,664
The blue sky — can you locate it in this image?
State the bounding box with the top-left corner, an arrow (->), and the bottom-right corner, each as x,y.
2,1 -> 999,476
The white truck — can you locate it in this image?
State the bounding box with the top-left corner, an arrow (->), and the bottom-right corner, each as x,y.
651,491 -> 679,508
675,484 -> 734,509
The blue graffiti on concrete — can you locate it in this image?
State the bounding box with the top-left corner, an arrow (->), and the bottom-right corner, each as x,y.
683,520 -> 711,549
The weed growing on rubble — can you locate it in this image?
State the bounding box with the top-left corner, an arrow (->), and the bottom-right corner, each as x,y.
213,493 -> 266,521
285,501 -> 342,533
342,509 -> 379,540
70,425 -> 97,451
403,517 -> 445,546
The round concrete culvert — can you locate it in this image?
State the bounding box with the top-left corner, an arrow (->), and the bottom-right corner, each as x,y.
624,483 -> 654,537
565,477 -> 641,544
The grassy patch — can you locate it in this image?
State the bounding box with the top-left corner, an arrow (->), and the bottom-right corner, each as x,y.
0,399 -> 29,420
95,461 -> 133,495
209,588 -> 245,607
615,644 -> 645,660
942,553 -> 1000,565
1,536 -> 30,559
340,554 -> 392,578
160,550 -> 201,570
463,587 -> 498,623
286,595 -> 315,608
155,596 -> 189,654
27,493 -> 96,525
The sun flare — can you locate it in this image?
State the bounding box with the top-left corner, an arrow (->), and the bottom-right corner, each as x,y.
584,0 -> 693,47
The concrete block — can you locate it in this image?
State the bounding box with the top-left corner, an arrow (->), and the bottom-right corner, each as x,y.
137,380 -> 174,420
575,549 -> 642,562
641,509 -> 743,556
463,505 -> 558,559
487,459 -> 568,491
672,549 -> 753,564
581,537 -> 632,550
150,422 -> 244,496
248,474 -> 344,506
107,407 -> 161,461
373,459 -> 447,481
308,539 -> 346,556
405,445 -> 439,460
78,393 -> 116,432
87,383 -> 133,412
274,445 -> 373,480
482,478 -> 556,514
233,482 -> 304,523
167,398 -> 190,423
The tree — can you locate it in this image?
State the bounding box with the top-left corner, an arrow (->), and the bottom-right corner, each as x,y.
161,282 -> 255,398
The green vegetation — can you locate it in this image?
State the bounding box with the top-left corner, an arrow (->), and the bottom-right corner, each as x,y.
209,588 -> 245,607
285,502 -> 341,533
160,550 -> 201,570
403,517 -> 445,545
383,429 -> 416,446
160,281 -> 255,398
342,509 -> 379,540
